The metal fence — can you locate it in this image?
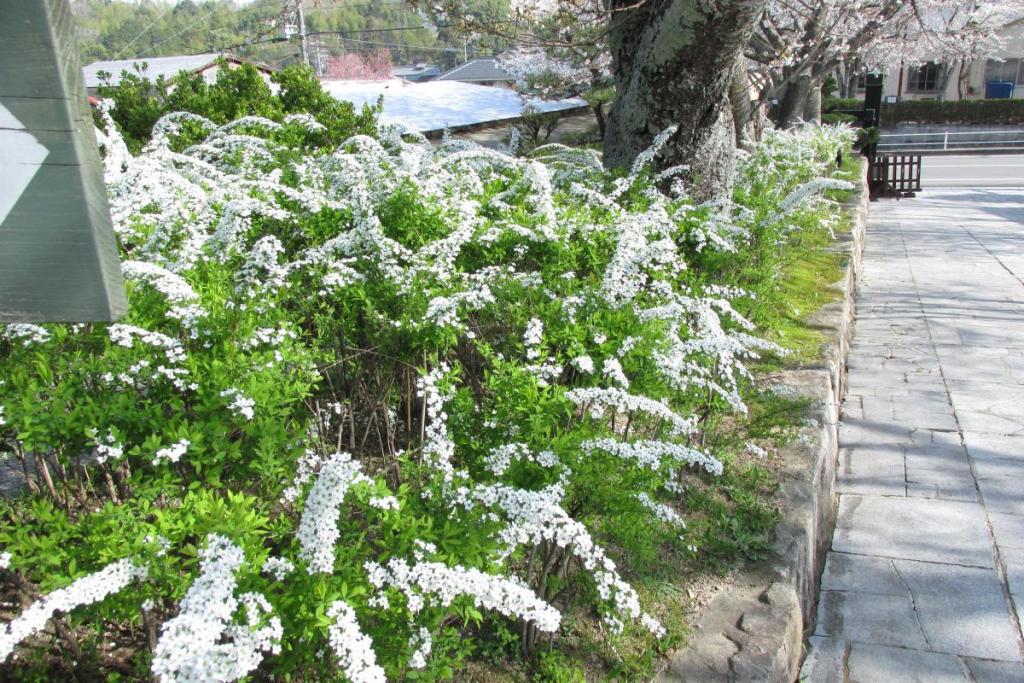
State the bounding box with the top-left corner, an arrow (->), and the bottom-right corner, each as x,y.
878,129 -> 1024,154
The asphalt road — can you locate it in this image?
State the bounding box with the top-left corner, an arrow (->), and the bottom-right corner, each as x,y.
922,154 -> 1024,187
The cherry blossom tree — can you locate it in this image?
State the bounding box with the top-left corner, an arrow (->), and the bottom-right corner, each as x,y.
327,50 -> 394,80
747,0 -> 1024,128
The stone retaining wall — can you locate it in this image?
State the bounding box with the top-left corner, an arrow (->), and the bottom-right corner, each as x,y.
656,161 -> 869,682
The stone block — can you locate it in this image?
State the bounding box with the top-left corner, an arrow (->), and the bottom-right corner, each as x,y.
837,446 -> 906,496
832,495 -> 993,567
847,641 -> 967,683
989,513 -> 1024,551
893,559 -> 1021,661
820,552 -> 908,596
814,589 -> 928,649
798,637 -> 845,683
964,658 -> 1024,683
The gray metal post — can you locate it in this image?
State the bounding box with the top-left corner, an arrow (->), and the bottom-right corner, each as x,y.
297,0 -> 309,68
0,0 -> 127,322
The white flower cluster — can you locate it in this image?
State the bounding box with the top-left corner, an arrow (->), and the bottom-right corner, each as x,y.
261,556 -> 295,581
408,626 -> 432,669
100,358 -> 196,394
571,355 -> 595,374
499,48 -> 607,99
326,600 -> 386,682
639,294 -> 783,414
0,558 -> 147,662
581,438 -> 723,476
425,286 -> 496,330
220,388 -> 256,421
236,235 -> 290,297
365,558 -> 561,633
0,552 -> 9,569
121,261 -> 198,304
368,495 -> 400,510
243,326 -> 298,351
89,428 -> 125,464
483,443 -> 560,476
297,452 -> 371,573
108,324 -> 186,364
154,439 -> 190,465
152,535 -> 282,683
602,358 -> 630,388
453,483 -> 662,636
635,492 -> 686,528
320,260 -> 365,293
281,449 -> 330,503
523,318 -> 544,360
769,177 -> 855,224
2,324 -> 51,346
565,387 -> 696,437
416,365 -> 456,481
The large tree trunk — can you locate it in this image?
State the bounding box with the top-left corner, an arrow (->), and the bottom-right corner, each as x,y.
803,77 -> 822,123
729,62 -> 755,149
776,71 -> 812,128
603,0 -> 767,201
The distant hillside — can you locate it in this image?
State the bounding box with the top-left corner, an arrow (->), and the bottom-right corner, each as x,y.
70,0 -> 508,71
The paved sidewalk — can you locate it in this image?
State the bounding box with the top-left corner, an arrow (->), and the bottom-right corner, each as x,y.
801,189 -> 1024,682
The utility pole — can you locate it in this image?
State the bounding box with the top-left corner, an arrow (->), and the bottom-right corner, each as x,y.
297,0 -> 309,68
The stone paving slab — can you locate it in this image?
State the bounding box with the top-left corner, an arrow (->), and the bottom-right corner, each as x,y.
832,495 -> 994,567
964,657 -> 1024,683
803,189 -> 1024,680
894,559 -> 1021,661
814,589 -> 929,650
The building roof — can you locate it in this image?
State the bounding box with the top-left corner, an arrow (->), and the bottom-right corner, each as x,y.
393,64 -> 441,81
435,57 -> 513,83
321,78 -> 585,133
82,53 -> 273,88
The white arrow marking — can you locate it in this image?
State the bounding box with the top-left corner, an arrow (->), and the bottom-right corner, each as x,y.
0,102 -> 50,228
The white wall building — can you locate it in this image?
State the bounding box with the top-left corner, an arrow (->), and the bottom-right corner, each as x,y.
877,19 -> 1024,101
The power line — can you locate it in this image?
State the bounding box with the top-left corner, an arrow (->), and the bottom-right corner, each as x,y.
113,4 -> 176,59
141,4 -> 222,57
324,35 -> 480,55
211,24 -> 439,55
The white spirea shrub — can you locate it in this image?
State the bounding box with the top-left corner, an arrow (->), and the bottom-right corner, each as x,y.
365,558 -> 561,633
0,104 -> 855,677
151,535 -> 282,682
297,452 -> 371,573
0,559 -> 147,662
326,600 -> 387,682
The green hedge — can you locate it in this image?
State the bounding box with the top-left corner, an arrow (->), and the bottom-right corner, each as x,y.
823,97 -> 862,113
822,112 -> 858,125
881,99 -> 1024,126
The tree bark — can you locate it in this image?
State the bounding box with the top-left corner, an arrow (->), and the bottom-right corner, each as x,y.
803,77 -> 822,123
593,101 -> 607,139
729,61 -> 755,149
776,71 -> 812,128
603,0 -> 767,201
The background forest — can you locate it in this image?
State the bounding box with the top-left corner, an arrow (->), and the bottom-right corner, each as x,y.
71,0 -> 509,69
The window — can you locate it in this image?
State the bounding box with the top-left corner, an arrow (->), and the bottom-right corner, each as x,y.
985,58 -> 1023,85
907,62 -> 943,92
